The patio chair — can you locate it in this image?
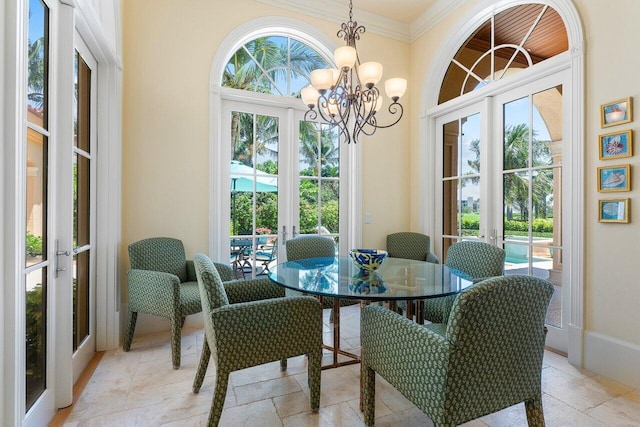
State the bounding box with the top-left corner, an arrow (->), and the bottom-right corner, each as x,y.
285,235 -> 357,321
255,239 -> 277,275
424,240 -> 505,324
124,237 -> 234,369
361,275 -> 554,427
386,232 -> 439,264
192,253 -> 322,427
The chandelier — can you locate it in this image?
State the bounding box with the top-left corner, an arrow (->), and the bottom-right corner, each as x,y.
301,0 -> 407,144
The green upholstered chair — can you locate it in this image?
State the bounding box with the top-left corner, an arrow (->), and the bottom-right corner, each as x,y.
386,232 -> 439,264
123,237 -> 234,369
285,235 -> 357,319
192,254 -> 322,427
424,240 -> 505,324
361,275 -> 554,427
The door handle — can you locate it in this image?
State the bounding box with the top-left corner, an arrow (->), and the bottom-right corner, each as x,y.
292,225 -> 298,238
55,239 -> 70,277
282,225 -> 287,242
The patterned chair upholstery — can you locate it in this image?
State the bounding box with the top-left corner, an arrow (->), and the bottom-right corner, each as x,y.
285,235 -> 357,317
123,237 -> 234,369
424,240 -> 505,324
386,232 -> 439,264
192,254 -> 322,427
361,275 -> 554,427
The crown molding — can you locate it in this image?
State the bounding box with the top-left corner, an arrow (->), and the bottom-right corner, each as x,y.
256,0 -> 411,42
410,0 -> 467,42
256,0 -> 468,44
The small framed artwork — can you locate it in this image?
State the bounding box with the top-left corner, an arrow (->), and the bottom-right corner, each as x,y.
599,198 -> 630,223
599,129 -> 633,160
601,97 -> 633,128
597,164 -> 631,192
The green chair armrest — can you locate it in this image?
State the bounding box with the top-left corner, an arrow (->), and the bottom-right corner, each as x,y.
426,252 -> 440,264
211,296 -> 322,369
187,260 -> 234,282
223,278 -> 285,303
127,269 -> 180,316
361,305 -> 450,392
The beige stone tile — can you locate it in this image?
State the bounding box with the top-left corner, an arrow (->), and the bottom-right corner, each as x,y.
543,350 -> 595,379
282,401 -> 363,427
545,374 -> 633,412
130,352 -> 200,391
375,376 -> 415,413
599,389 -> 640,423
541,393 -> 606,427
374,406 -> 433,427
273,390 -> 314,418
586,403 -> 640,426
218,399 -> 282,426
230,356 -> 307,387
234,376 -> 302,406
346,395 -> 394,421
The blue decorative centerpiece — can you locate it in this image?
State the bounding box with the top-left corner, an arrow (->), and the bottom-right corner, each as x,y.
349,249 -> 388,272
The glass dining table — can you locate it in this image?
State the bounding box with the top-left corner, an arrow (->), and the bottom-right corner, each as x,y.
268,256 -> 474,369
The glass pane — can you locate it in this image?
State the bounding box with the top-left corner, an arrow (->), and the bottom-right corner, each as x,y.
299,178 -> 318,235
75,52 -> 91,153
503,96 -> 530,170
27,0 -> 48,128
73,251 -> 90,350
299,121 -> 320,177
544,247 -> 563,327
231,111 -> 254,165
255,114 -> 278,166
289,69 -> 308,98
320,180 -> 339,235
26,131 -> 47,266
231,191 -> 254,236
320,126 -> 340,178
26,267 -> 47,410
532,168 -> 557,242
460,177 -> 480,237
442,120 -> 459,178
74,154 -> 90,247
532,85 -> 562,166
503,171 -> 530,239
494,48 -> 528,79
522,7 -> 568,63
442,179 -> 457,237
460,113 -> 480,175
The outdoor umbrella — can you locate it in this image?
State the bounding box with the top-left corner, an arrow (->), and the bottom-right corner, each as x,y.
230,160 -> 278,235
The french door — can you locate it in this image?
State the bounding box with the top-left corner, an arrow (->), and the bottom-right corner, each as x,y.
22,3 -> 97,423
218,99 -> 345,276
437,70 -> 569,351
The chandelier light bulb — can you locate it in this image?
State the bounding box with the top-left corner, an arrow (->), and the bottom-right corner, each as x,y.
310,69 -> 334,92
359,62 -> 383,88
301,85 -> 320,107
334,46 -> 357,70
385,78 -> 407,101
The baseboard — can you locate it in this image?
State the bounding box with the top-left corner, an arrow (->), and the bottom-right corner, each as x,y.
584,331 -> 640,389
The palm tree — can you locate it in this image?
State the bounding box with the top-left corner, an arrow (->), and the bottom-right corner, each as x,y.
28,37 -> 46,110
468,123 -> 553,221
224,36 -> 328,164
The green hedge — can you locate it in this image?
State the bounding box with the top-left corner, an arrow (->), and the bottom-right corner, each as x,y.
460,217 -> 554,234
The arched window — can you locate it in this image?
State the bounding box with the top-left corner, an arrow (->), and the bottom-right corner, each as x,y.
210,19 -> 355,277
439,4 -> 568,103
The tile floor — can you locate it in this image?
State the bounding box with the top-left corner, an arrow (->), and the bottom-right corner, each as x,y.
63,306 -> 640,426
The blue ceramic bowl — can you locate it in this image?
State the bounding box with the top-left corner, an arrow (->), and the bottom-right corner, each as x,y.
349,249 -> 388,272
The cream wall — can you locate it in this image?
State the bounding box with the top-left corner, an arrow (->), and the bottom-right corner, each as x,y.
121,0 -> 410,332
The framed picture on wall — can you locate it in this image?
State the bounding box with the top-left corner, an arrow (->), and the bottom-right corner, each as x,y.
599,129 -> 633,160
601,97 -> 633,128
597,164 -> 631,192
599,198 -> 630,223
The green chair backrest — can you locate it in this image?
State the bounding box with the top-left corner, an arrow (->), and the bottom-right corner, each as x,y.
445,240 -> 505,280
386,232 -> 433,261
286,235 -> 335,261
128,237 -> 188,282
